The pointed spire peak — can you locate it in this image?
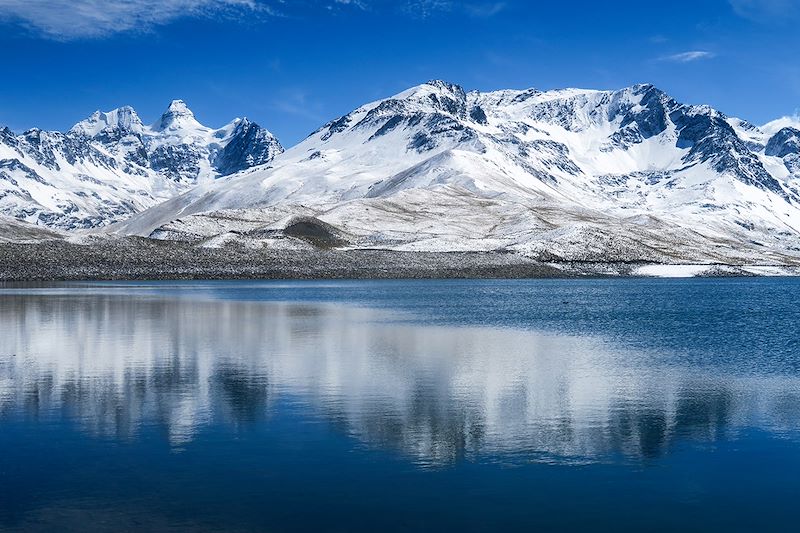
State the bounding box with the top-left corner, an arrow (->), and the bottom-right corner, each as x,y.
155,99 -> 204,132
166,99 -> 193,116
236,117 -> 260,130
216,116 -> 268,141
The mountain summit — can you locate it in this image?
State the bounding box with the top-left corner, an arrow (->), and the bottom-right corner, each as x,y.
71,106 -> 145,136
154,99 -> 204,132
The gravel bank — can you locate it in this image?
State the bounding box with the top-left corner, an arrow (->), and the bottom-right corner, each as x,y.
0,238 -> 576,281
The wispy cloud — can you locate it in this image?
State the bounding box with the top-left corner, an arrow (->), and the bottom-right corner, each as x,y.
729,0 -> 800,23
0,0 -> 265,40
328,0 -> 507,19
268,89 -> 326,123
395,0 -> 509,19
660,50 -> 716,63
0,0 -> 506,39
331,0 -> 368,9
464,2 -> 506,18
400,0 -> 452,17
329,0 -> 453,17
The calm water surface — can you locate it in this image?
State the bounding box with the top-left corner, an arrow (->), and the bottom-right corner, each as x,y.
1,279 -> 799,531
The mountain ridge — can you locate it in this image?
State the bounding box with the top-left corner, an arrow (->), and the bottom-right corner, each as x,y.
3,80 -> 800,268
0,100 -> 283,230
105,80 -> 800,266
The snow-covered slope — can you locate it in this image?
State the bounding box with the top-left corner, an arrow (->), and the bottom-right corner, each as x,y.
110,80 -> 800,264
0,101 -> 282,229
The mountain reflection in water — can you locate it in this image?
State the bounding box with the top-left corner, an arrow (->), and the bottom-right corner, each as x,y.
2,289 -> 799,466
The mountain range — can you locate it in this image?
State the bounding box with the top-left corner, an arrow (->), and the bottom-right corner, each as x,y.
3,81 -> 800,266
0,100 -> 282,229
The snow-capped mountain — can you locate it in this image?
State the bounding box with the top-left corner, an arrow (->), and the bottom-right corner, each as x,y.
0,101 -> 282,229
112,80 -> 800,265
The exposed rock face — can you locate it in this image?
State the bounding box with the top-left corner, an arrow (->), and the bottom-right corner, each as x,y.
766,127 -> 800,158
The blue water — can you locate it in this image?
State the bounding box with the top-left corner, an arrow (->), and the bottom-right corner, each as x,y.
1,279 -> 799,531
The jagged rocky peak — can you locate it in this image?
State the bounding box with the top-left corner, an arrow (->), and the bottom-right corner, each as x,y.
214,116 -> 284,175
398,79 -> 468,117
317,80 -> 472,144
612,83 -> 664,108
111,106 -> 143,131
612,83 -> 672,112
154,99 -> 204,131
232,117 -> 263,137
71,105 -> 145,137
0,125 -> 15,143
765,127 -> 800,158
423,79 -> 467,100
600,84 -> 677,145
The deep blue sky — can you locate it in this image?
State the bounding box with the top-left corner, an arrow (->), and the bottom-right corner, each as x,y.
0,0 -> 798,146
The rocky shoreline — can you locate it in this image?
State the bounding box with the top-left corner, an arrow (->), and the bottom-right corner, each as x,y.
2,238 -> 797,281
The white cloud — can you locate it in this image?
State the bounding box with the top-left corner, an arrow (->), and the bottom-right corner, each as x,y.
0,0 -> 263,40
661,50 -> 716,63
0,0 -> 505,39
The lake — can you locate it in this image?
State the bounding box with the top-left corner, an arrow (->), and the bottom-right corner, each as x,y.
1,279 -> 799,531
